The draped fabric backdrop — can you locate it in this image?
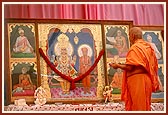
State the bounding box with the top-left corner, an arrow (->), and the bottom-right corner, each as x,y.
4,4 -> 164,25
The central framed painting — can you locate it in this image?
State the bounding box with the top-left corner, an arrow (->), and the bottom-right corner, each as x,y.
38,23 -> 105,102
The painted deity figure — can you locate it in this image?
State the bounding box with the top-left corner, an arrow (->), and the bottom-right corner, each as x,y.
13,28 -> 34,53
13,67 -> 36,91
79,47 -> 92,94
54,34 -> 77,95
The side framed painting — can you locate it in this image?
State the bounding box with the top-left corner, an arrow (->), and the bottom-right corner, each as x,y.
136,25 -> 165,102
102,21 -> 133,101
4,20 -> 40,104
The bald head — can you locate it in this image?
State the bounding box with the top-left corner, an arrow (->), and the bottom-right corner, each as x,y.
129,27 -> 143,45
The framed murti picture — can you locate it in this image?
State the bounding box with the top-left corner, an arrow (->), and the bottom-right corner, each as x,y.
137,26 -> 165,102
38,22 -> 105,103
103,22 -> 133,100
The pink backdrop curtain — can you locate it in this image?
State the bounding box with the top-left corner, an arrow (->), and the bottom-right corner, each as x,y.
4,4 -> 164,25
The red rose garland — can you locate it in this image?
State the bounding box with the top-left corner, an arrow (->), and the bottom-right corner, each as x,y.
39,48 -> 105,90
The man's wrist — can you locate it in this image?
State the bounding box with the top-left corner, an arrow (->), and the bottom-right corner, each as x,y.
116,63 -> 120,68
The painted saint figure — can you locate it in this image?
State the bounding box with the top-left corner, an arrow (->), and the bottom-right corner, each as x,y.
79,47 -> 92,94
114,30 -> 128,56
110,68 -> 123,89
13,67 -> 36,90
13,28 -> 34,53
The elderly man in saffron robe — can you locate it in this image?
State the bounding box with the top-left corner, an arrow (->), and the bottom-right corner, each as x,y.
110,27 -> 160,111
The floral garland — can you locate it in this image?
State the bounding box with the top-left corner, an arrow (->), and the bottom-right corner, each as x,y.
39,48 -> 105,90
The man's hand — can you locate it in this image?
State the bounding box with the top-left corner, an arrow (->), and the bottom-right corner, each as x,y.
109,63 -> 119,69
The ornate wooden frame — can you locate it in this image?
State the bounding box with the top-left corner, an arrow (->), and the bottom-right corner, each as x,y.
4,19 -> 134,104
